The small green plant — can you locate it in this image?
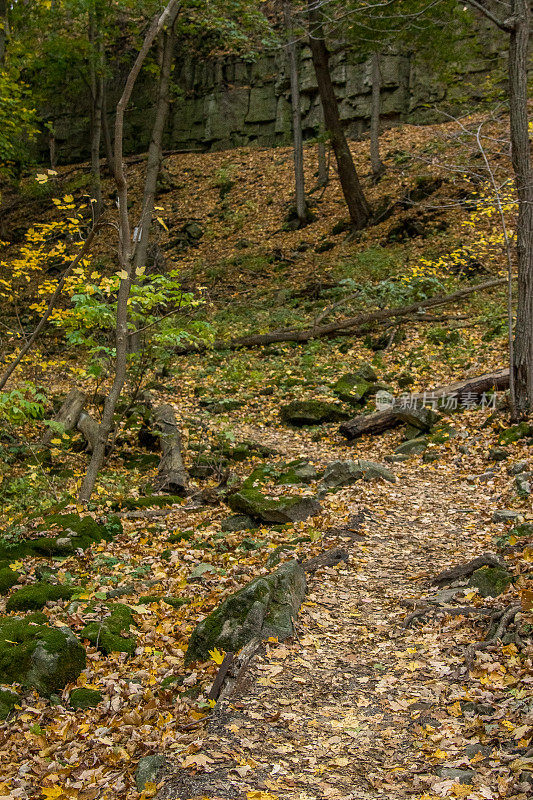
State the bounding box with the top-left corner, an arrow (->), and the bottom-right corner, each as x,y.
0,383 -> 48,425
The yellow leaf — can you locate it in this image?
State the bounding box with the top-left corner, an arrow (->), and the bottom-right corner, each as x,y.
9,560 -> 24,571
247,793 -> 278,800
209,647 -> 225,665
433,749 -> 447,759
41,788 -> 64,799
117,270 -> 128,280
140,781 -> 158,798
62,194 -> 74,203
156,216 -> 168,231
50,438 -> 62,445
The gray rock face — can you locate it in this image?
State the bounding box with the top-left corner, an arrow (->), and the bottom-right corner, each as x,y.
319,459 -> 396,493
185,561 -> 306,664
228,488 -> 321,524
395,406 -> 440,431
395,437 -> 428,456
515,471 -> 533,496
439,768 -> 474,784
136,755 -> 168,792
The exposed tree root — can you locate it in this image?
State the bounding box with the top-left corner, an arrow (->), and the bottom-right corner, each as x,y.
465,603 -> 522,667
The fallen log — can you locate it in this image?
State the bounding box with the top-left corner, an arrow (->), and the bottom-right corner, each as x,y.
301,547 -> 349,573
340,369 -> 510,440
152,403 -> 189,495
432,552 -> 505,587
40,388 -> 87,446
175,277 -> 507,354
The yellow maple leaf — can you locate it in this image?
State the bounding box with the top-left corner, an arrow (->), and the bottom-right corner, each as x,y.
41,787 -> 64,799
247,793 -> 278,800
209,647 -> 225,665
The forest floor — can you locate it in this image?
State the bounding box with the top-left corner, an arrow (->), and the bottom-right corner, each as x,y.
0,114 -> 532,800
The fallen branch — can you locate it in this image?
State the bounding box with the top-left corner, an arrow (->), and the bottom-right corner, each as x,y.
404,605 -> 492,627
340,369 -> 510,440
301,547 -> 349,573
174,277 -> 507,354
432,552 -> 505,586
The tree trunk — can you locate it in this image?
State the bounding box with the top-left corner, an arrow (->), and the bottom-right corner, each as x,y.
129,8 -> 178,352
101,82 -> 115,175
88,10 -> 104,218
78,0 -> 181,503
370,52 -> 385,182
40,388 -> 87,446
316,103 -> 329,188
153,403 -> 189,495
283,0 -> 307,225
307,0 -> 370,229
509,0 -> 533,413
0,0 -> 8,65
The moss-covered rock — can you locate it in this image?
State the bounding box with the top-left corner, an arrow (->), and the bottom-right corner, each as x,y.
220,514 -> 257,532
509,523 -> 533,538
6,581 -> 77,612
0,567 -> 20,595
469,567 -> 512,598
395,437 -> 428,456
69,687 -> 103,709
0,688 -> 18,719
498,422 -> 533,446
136,755 -> 168,792
228,488 -> 321,524
318,459 -> 396,493
333,367 -> 378,406
515,472 -> 533,497
0,513 -> 121,561
280,400 -> 349,426
167,530 -> 193,543
243,458 -> 318,489
185,560 -> 306,665
80,603 -> 136,655
0,614 -> 86,696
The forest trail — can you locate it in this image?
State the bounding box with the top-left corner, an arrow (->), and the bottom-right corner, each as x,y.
157,465 -> 500,800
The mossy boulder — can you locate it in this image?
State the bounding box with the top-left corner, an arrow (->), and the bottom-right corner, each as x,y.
80,603 -> 136,656
0,513 -> 121,561
243,458 -> 318,489
319,459 -> 396,493
509,523 -> 533,538
488,447 -> 509,462
515,472 -> 533,497
395,437 -> 428,456
228,488 -> 321,524
185,560 -> 306,665
0,614 -> 86,696
69,687 -> 103,709
0,688 -> 19,719
0,567 -> 20,595
395,406 -> 440,431
119,495 -> 184,511
6,581 -> 77,612
136,755 -> 168,792
220,514 -> 257,532
498,422 -> 533,446
280,400 -> 349,426
469,567 -> 512,598
333,366 -> 378,406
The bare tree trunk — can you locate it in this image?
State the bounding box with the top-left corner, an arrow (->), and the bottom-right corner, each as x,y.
129,9 -> 178,352
79,0 -> 181,502
101,82 -> 115,175
370,51 -> 385,182
88,9 -> 104,218
283,0 -> 307,226
316,103 -> 329,189
307,0 -> 370,229
509,0 -> 533,413
0,0 -> 8,65
153,404 -> 188,494
40,388 -> 87,446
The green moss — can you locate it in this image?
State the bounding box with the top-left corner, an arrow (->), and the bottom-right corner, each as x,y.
69,687 -> 103,709
6,581 -> 77,612
0,615 -> 86,696
0,688 -> 18,719
280,400 -> 349,426
498,422 -> 533,445
0,567 -> 20,595
510,523 -> 533,538
469,567 -> 512,598
81,603 -> 136,656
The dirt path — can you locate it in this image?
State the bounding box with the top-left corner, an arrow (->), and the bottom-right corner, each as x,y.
156,468 -> 500,800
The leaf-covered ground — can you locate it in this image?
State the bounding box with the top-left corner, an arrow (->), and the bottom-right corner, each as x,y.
0,115 -> 531,800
